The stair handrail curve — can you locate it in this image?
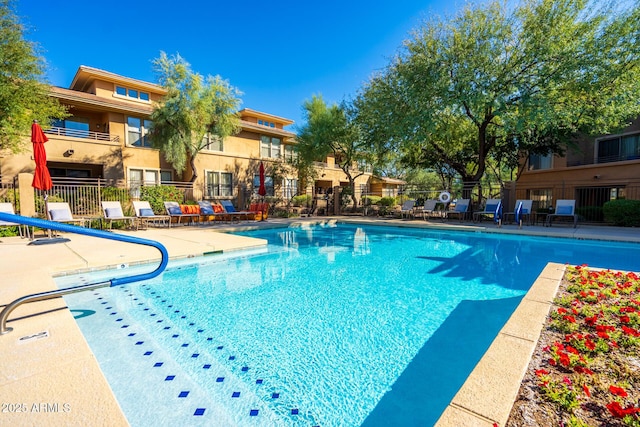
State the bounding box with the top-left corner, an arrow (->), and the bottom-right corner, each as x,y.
0,212 -> 169,335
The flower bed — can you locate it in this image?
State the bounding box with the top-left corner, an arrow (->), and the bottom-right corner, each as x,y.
507,265 -> 640,427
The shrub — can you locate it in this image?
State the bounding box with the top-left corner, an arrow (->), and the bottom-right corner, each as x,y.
291,194 -> 310,207
379,196 -> 396,207
140,186 -> 185,214
362,195 -> 381,206
603,199 -> 640,226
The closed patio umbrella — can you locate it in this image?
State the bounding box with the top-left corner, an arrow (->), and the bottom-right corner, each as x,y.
31,120 -> 52,194
258,162 -> 266,197
29,120 -> 68,244
258,162 -> 266,221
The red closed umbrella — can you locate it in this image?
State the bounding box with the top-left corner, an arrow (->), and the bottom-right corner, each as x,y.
31,121 -> 52,191
258,162 -> 266,221
258,162 -> 266,197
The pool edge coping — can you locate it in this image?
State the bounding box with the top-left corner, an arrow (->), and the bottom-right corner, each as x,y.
434,262 -> 565,427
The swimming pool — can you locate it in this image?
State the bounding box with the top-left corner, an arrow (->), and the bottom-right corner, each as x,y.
59,223 -> 640,426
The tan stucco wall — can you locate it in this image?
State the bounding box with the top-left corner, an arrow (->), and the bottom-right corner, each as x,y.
516,160 -> 640,201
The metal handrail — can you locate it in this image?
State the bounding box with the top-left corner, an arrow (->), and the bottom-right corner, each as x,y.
0,212 -> 169,335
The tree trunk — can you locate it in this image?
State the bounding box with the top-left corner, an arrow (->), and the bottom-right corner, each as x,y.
189,153 -> 198,183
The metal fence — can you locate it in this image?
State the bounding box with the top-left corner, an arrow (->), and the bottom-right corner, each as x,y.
33,178 -> 196,217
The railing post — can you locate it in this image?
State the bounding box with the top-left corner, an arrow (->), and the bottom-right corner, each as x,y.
0,213 -> 169,335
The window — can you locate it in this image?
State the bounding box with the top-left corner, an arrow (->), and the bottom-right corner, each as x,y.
206,171 -> 233,197
160,171 -> 172,182
114,85 -> 150,102
129,168 -> 171,186
283,178 -> 298,200
528,189 -> 553,210
597,133 -> 640,163
202,133 -> 223,151
257,120 -> 275,127
261,136 -> 281,158
283,145 -> 297,162
253,174 -> 274,197
52,118 -> 90,138
128,117 -> 153,147
528,153 -> 552,170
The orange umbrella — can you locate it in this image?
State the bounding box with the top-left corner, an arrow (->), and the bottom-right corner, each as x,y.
31,121 -> 52,191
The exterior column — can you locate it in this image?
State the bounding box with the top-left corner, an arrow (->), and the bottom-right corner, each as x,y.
18,173 -> 36,217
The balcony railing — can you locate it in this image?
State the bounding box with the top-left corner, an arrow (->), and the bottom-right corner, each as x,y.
567,154 -> 640,167
44,126 -> 120,142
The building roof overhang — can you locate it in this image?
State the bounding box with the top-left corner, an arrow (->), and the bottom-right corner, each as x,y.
69,65 -> 167,95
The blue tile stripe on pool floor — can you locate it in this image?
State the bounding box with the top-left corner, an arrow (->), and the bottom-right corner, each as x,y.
89,285 -> 320,425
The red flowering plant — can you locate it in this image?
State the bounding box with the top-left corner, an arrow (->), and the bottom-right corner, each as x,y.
517,265 -> 640,427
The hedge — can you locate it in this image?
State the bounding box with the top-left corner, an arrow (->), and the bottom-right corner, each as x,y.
602,199 -> 640,227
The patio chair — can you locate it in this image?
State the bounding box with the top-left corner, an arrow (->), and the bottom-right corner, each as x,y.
419,199 -> 440,221
197,201 -> 227,224
473,199 -> 502,224
444,199 -> 470,222
0,202 -> 29,238
101,201 -> 137,230
399,200 -> 416,219
164,201 -> 199,225
503,200 -> 533,228
219,200 -> 252,222
47,202 -> 88,227
545,199 -> 578,228
132,201 -> 171,228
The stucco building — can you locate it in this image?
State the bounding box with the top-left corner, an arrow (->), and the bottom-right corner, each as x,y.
0,66 -> 373,211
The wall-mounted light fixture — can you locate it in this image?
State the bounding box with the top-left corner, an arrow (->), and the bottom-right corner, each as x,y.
64,149 -> 74,157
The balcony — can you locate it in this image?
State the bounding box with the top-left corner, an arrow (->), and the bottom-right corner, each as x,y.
45,127 -> 120,143
567,154 -> 640,167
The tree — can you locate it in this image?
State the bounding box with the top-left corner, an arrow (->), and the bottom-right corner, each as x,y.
356,0 -> 640,197
296,95 -> 371,211
0,0 -> 66,152
151,52 -> 241,182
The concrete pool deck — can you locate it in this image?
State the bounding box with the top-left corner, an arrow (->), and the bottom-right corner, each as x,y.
1,217 -> 639,426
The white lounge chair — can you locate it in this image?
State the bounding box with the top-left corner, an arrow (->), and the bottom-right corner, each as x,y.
420,199 -> 440,220
504,200 -> 533,228
101,201 -> 137,230
47,202 -> 88,227
164,201 -> 199,225
198,201 -> 227,224
0,202 -> 28,238
444,199 -> 470,222
219,200 -> 252,222
400,200 -> 416,219
132,201 -> 170,228
546,199 -> 578,228
473,199 -> 502,224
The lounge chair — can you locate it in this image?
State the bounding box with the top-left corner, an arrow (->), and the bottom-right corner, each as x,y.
47,202 -> 88,227
132,201 -> 171,228
101,201 -> 137,230
473,199 -> 502,224
0,202 -> 28,238
219,200 -> 252,222
444,199 -> 470,222
419,199 -> 441,220
164,201 -> 199,225
546,199 -> 578,228
504,200 -> 533,228
197,201 -> 227,224
399,200 -> 416,219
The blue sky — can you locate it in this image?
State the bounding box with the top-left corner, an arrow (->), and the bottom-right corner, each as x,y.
17,0 -> 461,129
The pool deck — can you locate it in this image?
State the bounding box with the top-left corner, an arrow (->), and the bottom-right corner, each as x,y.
1,216 -> 639,426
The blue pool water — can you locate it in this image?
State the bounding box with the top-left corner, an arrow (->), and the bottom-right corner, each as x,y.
60,224 -> 640,426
